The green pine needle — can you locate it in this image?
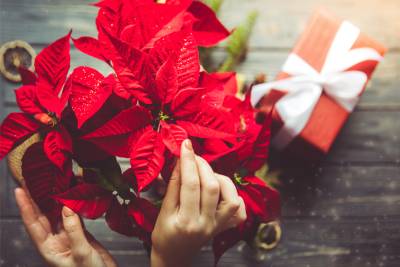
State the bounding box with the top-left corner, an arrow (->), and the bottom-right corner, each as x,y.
219,11 -> 258,72
198,0 -> 225,71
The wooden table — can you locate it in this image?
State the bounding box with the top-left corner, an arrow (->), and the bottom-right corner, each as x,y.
1,0 -> 399,266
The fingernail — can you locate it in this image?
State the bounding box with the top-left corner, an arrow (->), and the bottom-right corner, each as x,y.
184,139 -> 193,151
62,206 -> 75,217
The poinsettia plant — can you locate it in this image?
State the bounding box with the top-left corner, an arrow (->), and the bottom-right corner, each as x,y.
0,0 -> 280,264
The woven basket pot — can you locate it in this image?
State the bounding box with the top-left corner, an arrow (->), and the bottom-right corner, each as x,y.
6,133 -> 41,186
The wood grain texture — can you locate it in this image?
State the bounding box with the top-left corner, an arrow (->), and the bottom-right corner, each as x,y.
0,0 -> 399,266
0,0 -> 398,49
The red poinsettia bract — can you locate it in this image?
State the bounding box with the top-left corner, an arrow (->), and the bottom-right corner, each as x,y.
54,169 -> 158,243
80,29 -> 238,192
73,0 -> 230,62
206,102 -> 281,264
0,32 -> 73,171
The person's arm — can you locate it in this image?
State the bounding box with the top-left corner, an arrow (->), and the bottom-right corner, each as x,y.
14,188 -> 117,267
150,139 -> 247,267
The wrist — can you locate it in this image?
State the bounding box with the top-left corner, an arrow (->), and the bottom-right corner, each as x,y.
150,248 -> 192,267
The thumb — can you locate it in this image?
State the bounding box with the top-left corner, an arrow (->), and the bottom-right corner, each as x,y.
62,206 -> 92,260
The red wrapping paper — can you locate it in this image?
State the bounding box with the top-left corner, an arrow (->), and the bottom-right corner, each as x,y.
256,9 -> 387,161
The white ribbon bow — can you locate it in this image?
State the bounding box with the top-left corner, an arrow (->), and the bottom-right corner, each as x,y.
251,21 -> 383,150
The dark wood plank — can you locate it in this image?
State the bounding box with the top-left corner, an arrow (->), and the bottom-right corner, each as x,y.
1,1 -> 399,267
280,165 -> 400,217
0,0 -> 398,49
0,219 -> 150,267
327,111 -> 400,164
0,1 -> 97,45
218,0 -> 399,49
2,217 -> 400,267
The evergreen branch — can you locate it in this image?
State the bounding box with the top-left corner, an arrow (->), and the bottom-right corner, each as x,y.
218,11 -> 258,72
199,0 -> 225,71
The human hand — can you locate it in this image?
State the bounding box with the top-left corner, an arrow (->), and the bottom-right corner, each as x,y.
150,139 -> 247,267
14,188 -> 117,267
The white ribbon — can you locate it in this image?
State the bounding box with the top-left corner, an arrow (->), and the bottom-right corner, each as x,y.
251,21 -> 383,150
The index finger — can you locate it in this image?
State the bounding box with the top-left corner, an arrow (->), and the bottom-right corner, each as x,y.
179,139 -> 200,217
161,161 -> 181,212
215,174 -> 241,224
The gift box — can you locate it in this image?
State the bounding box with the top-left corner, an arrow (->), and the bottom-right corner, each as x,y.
250,9 -> 387,162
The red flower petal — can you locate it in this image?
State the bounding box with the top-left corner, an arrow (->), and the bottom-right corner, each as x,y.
53,183 -> 112,219
105,200 -> 149,242
83,106 -> 151,139
36,80 -> 64,117
203,139 -> 230,154
69,66 -> 112,128
0,113 -> 40,160
14,85 -> 44,115
72,36 -> 109,63
96,5 -> 119,46
43,127 -> 72,171
176,120 -> 235,141
117,0 -> 191,50
203,71 -> 238,96
120,24 -> 147,50
18,67 -> 37,85
239,176 -> 281,221
80,105 -> 151,158
101,30 -> 153,104
83,134 -> 132,158
149,31 -> 199,90
188,1 -> 230,47
198,72 -> 226,107
130,127 -> 165,192
35,31 -> 71,96
192,107 -> 236,134
160,121 -> 187,156
127,197 -> 159,233
200,138 -> 240,164
143,11 -> 188,50
22,142 -> 71,225
60,75 -> 72,111
170,87 -> 204,118
243,114 -> 272,172
112,75 -> 132,100
155,58 -> 178,105
172,32 -> 200,90
117,69 -> 152,104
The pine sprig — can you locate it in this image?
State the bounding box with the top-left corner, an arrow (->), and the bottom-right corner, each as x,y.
218,11 -> 258,72
199,0 -> 225,71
